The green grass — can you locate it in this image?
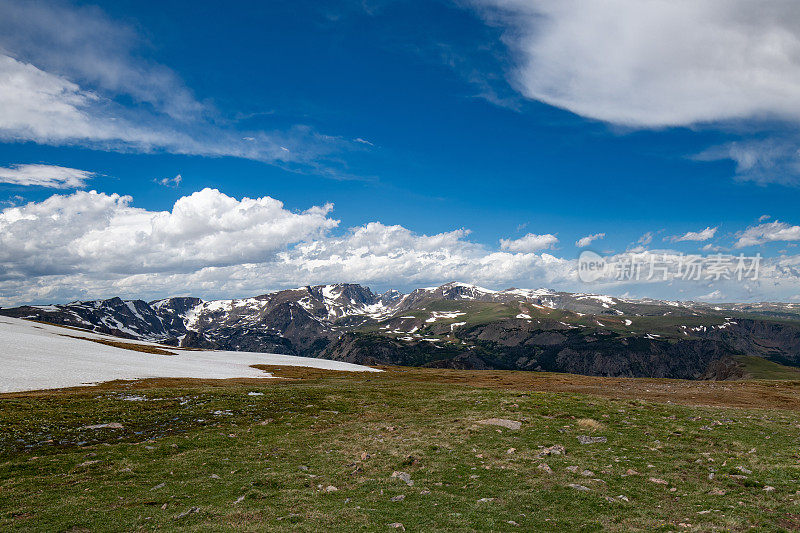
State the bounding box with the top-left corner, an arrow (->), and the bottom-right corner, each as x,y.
738,355 -> 800,380
2,372 -> 800,531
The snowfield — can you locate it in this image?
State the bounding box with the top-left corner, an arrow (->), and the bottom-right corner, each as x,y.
0,317 -> 379,393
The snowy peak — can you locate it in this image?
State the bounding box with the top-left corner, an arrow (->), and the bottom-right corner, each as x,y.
13,296 -> 176,340
7,282 -> 800,361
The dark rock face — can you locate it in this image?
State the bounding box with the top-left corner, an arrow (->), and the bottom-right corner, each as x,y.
320,333 -> 463,367
179,330 -> 218,350
321,322 -> 739,379
694,319 -> 800,366
701,357 -> 748,380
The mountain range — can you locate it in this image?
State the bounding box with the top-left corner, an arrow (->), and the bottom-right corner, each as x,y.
3,282 -> 800,380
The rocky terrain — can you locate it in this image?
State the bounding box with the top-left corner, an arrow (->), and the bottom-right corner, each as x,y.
3,281 -> 800,379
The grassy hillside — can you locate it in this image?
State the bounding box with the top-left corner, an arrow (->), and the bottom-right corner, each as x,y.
737,355 -> 800,380
3,368 -> 800,531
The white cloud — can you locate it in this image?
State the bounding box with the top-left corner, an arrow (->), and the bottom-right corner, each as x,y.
638,233 -> 653,246
474,0 -> 800,127
0,54 -> 344,168
0,2 -> 352,175
695,138 -> 800,186
5,189 -> 800,306
672,226 -> 717,242
500,233 -> 558,252
696,289 -> 725,302
575,232 -> 605,247
735,221 -> 800,248
0,0 -> 202,121
0,188 -> 338,279
155,174 -> 182,188
0,163 -> 94,188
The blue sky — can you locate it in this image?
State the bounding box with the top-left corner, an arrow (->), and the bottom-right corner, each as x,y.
2,0 -> 800,304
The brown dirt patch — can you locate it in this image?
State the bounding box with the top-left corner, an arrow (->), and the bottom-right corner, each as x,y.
61,335 -> 177,355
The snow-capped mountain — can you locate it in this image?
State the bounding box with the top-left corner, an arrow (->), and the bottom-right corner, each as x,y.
4,282 -> 800,380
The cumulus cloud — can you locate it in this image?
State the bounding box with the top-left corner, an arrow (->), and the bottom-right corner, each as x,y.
0,189 -> 578,305
735,221 -> 800,248
474,0 -> 800,127
500,233 -> 558,252
4,189 -> 800,306
0,163 -> 94,188
672,226 -> 718,242
575,232 -> 605,248
0,188 -> 338,279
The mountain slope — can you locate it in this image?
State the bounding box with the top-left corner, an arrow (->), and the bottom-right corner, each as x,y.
3,282 -> 800,379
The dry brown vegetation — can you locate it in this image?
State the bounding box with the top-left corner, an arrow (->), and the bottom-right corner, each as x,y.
6,363 -> 800,412
61,334 -> 177,355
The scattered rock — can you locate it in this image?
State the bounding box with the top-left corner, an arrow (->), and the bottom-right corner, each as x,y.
580,470 -> 594,477
736,466 -> 753,475
420,489 -> 431,495
537,463 -> 553,474
624,469 -> 639,476
77,460 -> 100,467
567,483 -> 591,492
708,489 -> 726,495
577,435 -> 607,444
566,465 -> 580,473
648,478 -> 668,485
210,474 -> 220,480
361,451 -> 371,461
80,422 -> 124,430
477,418 -> 522,430
764,486 -> 776,492
247,392 -> 263,396
388,523 -> 405,531
537,445 -> 565,457
324,485 -> 338,492
390,495 -> 405,502
477,498 -> 495,503
174,507 -> 199,520
507,448 -> 516,454
391,471 -> 414,487
151,483 -> 166,491
507,520 -> 519,526
234,495 -> 246,504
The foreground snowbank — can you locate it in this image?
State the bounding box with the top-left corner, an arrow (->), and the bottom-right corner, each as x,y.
0,317 -> 379,393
